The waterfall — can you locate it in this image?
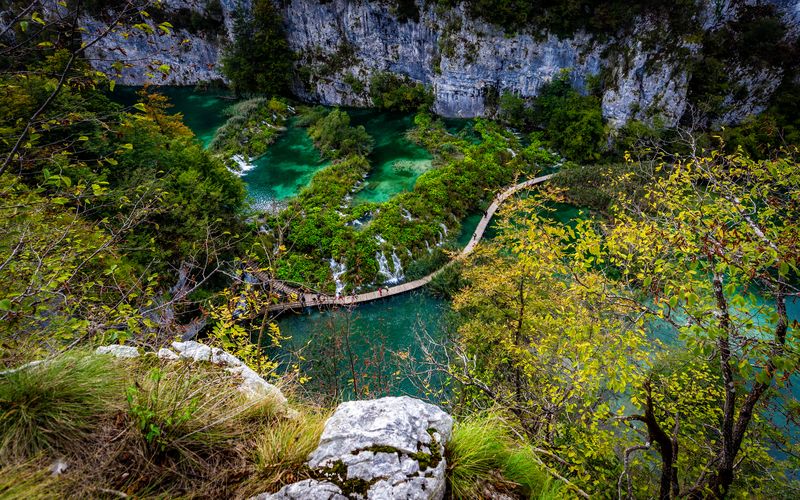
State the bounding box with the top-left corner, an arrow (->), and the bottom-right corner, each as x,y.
375,235 -> 387,245
425,240 -> 432,254
376,250 -> 404,284
401,208 -> 414,221
231,154 -> 256,176
439,222 -> 448,236
329,258 -> 347,297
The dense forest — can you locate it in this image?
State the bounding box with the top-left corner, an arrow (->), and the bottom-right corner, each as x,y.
0,0 -> 798,498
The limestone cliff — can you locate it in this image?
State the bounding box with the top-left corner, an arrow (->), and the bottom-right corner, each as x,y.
78,0 -> 799,127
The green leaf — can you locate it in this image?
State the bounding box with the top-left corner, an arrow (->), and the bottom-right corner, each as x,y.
133,103 -> 147,112
0,299 -> 12,311
109,79 -> 116,92
78,135 -> 89,141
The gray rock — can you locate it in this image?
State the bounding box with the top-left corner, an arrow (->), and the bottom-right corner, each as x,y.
171,340 -> 211,362
50,458 -> 68,476
309,396 -> 452,467
157,348 -> 179,360
256,479 -> 347,500
210,346 -> 243,367
95,345 -> 140,358
257,396 -> 452,499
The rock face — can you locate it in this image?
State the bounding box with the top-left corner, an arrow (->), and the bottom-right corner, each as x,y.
75,0 -> 799,126
80,0 -> 243,86
261,396 -> 453,500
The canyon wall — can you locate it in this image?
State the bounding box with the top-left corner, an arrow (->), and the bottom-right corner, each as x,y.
80,0 -> 800,127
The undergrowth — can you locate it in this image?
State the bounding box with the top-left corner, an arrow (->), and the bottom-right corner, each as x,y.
446,411 -> 561,499
0,352 -> 316,498
0,351 -> 123,461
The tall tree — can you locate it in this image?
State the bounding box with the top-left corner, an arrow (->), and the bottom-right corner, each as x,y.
221,0 -> 292,96
422,147 -> 799,497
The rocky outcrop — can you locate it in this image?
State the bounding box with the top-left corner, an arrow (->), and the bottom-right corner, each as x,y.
283,0 -> 603,119
80,0 -> 242,86
95,340 -> 292,415
73,0 -> 799,126
258,396 -> 453,500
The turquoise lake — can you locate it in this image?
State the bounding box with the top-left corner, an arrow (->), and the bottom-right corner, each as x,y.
122,87 -> 798,401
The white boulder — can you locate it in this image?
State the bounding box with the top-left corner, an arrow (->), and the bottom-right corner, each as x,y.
266,396 -> 453,500
95,345 -> 139,358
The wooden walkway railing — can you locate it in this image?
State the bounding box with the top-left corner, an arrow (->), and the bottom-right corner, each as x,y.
254,174 -> 554,314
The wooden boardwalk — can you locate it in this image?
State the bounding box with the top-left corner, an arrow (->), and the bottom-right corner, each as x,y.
257,174 -> 554,314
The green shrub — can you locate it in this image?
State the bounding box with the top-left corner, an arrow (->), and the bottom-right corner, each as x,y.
495,74 -> 606,163
295,105 -> 330,128
0,351 -> 122,460
428,261 -> 467,299
307,109 -> 374,159
209,97 -> 289,161
221,0 -> 292,96
369,72 -> 434,112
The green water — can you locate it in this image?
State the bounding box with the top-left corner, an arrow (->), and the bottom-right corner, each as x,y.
347,109 -> 433,203
135,90 -> 433,205
456,201 -> 587,248
112,86 -> 234,147
277,291 -> 450,397
243,120 -> 329,208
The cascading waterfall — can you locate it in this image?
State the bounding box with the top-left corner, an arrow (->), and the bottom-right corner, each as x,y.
329,258 -> 347,297
376,250 -> 405,284
231,154 -> 256,176
401,208 -> 414,221
439,222 -> 448,237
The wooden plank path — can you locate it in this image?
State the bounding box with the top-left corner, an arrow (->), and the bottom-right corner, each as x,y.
259,174 -> 554,314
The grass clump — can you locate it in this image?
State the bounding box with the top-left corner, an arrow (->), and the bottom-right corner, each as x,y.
0,351 -> 122,461
251,407 -> 330,492
53,361 -> 257,497
0,458 -> 57,499
446,412 -> 561,499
